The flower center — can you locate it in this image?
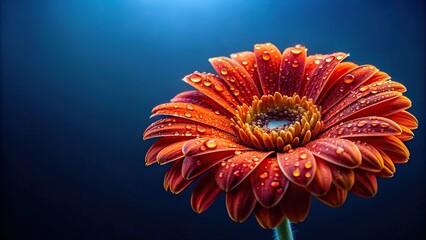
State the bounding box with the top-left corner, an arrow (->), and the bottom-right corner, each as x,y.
232,92 -> 323,152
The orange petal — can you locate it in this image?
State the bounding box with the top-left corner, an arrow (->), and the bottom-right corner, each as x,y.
157,140 -> 186,165
323,80 -> 407,123
363,70 -> 391,85
231,51 -> 262,94
191,172 -> 222,213
163,158 -> 194,194
209,57 -> 260,105
254,43 -> 282,95
385,110 -> 418,130
305,138 -> 362,168
251,157 -> 289,208
254,204 -> 286,229
320,116 -> 402,139
182,153 -> 234,180
325,93 -> 411,129
277,148 -> 316,187
170,89 -> 236,117
151,102 -> 234,133
278,45 -> 307,96
214,151 -> 273,191
320,65 -> 378,112
299,54 -> 326,95
306,157 -> 332,196
375,149 -> 396,178
350,170 -> 378,198
328,164 -> 355,190
316,184 -> 347,207
396,125 -> 414,141
354,141 -> 384,172
226,179 -> 257,222
143,117 -> 236,141
304,52 -> 347,102
280,183 -> 311,223
182,138 -> 250,157
364,136 -> 409,164
145,137 -> 188,166
318,61 -> 358,102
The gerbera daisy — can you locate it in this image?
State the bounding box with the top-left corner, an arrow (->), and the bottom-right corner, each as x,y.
143,43 -> 417,236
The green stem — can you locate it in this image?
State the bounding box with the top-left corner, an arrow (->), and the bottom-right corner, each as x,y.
273,218 -> 294,240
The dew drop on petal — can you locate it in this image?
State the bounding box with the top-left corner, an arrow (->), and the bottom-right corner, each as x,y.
259,172 -> 269,179
360,85 -> 369,92
291,48 -> 302,55
233,89 -> 240,96
196,125 -> 206,133
304,161 -> 312,169
262,52 -> 271,61
357,120 -> 367,127
214,83 -> 224,91
186,105 -> 194,110
233,170 -> 241,177
196,160 -> 202,166
380,122 -> 389,128
305,172 -> 311,178
205,139 -> 217,149
271,181 -> 280,188
343,74 -> 355,84
203,79 -> 212,86
293,169 -> 301,177
220,68 -> 228,75
300,153 -> 308,160
336,147 -> 345,154
189,74 -> 202,83
218,172 -> 224,178
184,112 -> 192,118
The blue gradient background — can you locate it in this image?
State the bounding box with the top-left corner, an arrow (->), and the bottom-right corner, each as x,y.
1,0 -> 425,239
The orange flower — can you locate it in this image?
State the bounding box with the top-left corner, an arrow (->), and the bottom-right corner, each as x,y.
143,43 -> 417,229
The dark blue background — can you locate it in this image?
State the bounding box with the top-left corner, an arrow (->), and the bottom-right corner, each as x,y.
1,0 -> 425,239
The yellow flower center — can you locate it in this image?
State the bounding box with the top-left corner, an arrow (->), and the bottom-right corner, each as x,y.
232,92 -> 324,152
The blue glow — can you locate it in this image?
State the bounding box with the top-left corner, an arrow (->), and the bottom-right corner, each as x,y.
267,120 -> 289,129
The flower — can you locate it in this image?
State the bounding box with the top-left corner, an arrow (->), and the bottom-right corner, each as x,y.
143,43 -> 417,229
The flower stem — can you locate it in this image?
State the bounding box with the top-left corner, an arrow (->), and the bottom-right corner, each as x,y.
273,218 -> 294,240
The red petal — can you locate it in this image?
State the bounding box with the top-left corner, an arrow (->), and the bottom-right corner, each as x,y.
354,141 -> 384,172
328,164 -> 355,190
143,117 -> 236,141
182,138 -> 250,157
305,138 -> 362,168
375,149 -> 396,178
226,179 -> 257,222
145,137 -> 188,166
278,45 -> 307,96
277,148 -> 316,187
251,157 -> 289,208
182,152 -> 234,180
163,158 -> 194,194
316,184 -> 347,207
320,116 -> 402,139
385,110 -> 418,130
280,183 -> 311,223
306,157 -> 332,196
215,151 -> 273,191
157,140 -> 186,165
151,102 -> 234,133
209,57 -> 260,105
363,136 -> 409,164
170,90 -> 234,118
320,65 -> 378,112
318,62 -> 358,102
254,204 -> 286,229
324,92 -> 411,130
350,170 -> 378,198
254,43 -> 282,95
323,80 -> 407,123
299,54 -> 326,95
304,52 -> 348,102
231,51 -> 262,94
191,172 -> 222,213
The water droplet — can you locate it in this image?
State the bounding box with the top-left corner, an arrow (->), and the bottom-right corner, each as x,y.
189,74 -> 202,83
304,161 -> 312,169
271,181 -> 280,188
300,153 -> 308,160
185,125 -> 192,130
291,48 -> 302,55
294,161 -> 300,167
214,83 -> 224,91
336,55 -> 344,60
292,63 -> 299,68
174,132 -> 180,136
203,79 -> 212,86
184,131 -> 192,136
196,160 -> 202,166
235,150 -> 242,155
314,59 -> 321,64
305,172 -> 311,178
380,122 -> 389,128
242,60 -> 248,65
262,51 -> 271,61
325,56 -> 335,63
357,120 -> 367,127
184,112 -> 192,118
229,76 -> 236,83
233,89 -> 240,96
359,85 -> 369,92
218,172 -> 224,178
276,187 -> 283,193
292,169 -> 301,177
336,147 -> 345,154
371,120 -> 379,127
259,172 -> 269,179
205,139 -> 217,149
196,125 -> 206,133
343,74 -> 355,84
220,68 -> 228,75
233,170 -> 240,177
186,105 -> 194,110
